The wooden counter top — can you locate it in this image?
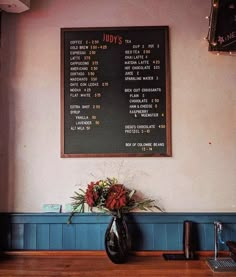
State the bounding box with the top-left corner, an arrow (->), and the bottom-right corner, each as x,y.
1,251 -> 236,276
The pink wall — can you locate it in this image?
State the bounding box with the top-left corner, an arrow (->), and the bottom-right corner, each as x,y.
0,0 -> 236,212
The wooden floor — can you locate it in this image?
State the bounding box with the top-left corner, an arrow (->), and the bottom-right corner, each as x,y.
0,252 -> 236,277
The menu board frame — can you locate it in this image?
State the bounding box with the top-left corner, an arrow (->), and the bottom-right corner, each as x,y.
61,26 -> 171,157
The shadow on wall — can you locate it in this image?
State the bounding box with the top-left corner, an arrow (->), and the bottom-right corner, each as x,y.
0,11 -> 18,251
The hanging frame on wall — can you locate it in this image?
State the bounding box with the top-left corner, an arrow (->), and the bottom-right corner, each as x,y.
208,0 -> 236,52
61,26 -> 171,157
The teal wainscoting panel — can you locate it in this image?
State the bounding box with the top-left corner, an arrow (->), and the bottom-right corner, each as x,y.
203,224 -> 215,250
11,223 -> 24,250
130,223 -> 155,250
75,224 -> 102,250
229,224 -> 236,241
99,224 -> 107,249
166,223 -> 182,250
153,224 -> 167,250
196,223 -> 214,251
49,224 -> 63,250
0,213 -> 236,251
36,224 -> 50,250
24,224 -> 37,250
196,223 -> 206,250
62,223 -> 76,250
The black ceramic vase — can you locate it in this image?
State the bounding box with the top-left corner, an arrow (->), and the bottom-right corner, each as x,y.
105,215 -> 131,264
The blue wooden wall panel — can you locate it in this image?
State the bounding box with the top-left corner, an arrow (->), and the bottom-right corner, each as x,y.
224,223 -> 236,244
203,224 -> 214,250
75,224 -> 101,250
195,223 -> 205,250
36,224 -> 49,250
62,224 -> 76,249
87,224 -> 102,250
49,224 -> 63,250
0,213 -> 236,251
24,224 -> 37,250
75,224 -> 88,249
11,223 -> 24,250
229,224 -> 236,241
7,213 -> 236,224
99,224 -> 107,250
166,223 -> 181,250
129,223 -> 154,250
139,224 -> 155,250
154,224 -> 167,250
85,224 -> 99,250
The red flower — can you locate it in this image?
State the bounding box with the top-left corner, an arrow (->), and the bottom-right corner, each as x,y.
85,182 -> 99,207
105,184 -> 127,210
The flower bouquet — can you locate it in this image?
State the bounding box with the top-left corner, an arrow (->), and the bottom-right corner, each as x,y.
68,177 -> 162,223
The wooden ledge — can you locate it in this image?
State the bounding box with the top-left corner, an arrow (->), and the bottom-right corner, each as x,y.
2,250 -> 230,257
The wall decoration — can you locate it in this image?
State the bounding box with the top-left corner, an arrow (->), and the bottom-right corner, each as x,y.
207,0 -> 236,53
61,26 -> 171,157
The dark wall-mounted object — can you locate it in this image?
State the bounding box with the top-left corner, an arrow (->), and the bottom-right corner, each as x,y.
163,220 -> 197,261
208,0 -> 236,52
61,26 -> 171,157
183,221 -> 195,259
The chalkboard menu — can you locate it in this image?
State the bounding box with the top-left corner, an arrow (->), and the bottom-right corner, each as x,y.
61,26 -> 171,157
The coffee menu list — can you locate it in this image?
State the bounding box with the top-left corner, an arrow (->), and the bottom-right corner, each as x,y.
61,27 -> 171,157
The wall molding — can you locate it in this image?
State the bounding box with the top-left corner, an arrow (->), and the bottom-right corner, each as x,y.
0,212 -> 236,251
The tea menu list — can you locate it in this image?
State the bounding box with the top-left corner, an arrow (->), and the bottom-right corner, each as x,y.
62,27 -> 171,156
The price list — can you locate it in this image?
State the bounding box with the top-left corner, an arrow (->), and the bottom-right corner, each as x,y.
61,27 -> 171,157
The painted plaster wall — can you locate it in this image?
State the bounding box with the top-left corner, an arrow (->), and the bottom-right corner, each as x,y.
0,0 -> 235,212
